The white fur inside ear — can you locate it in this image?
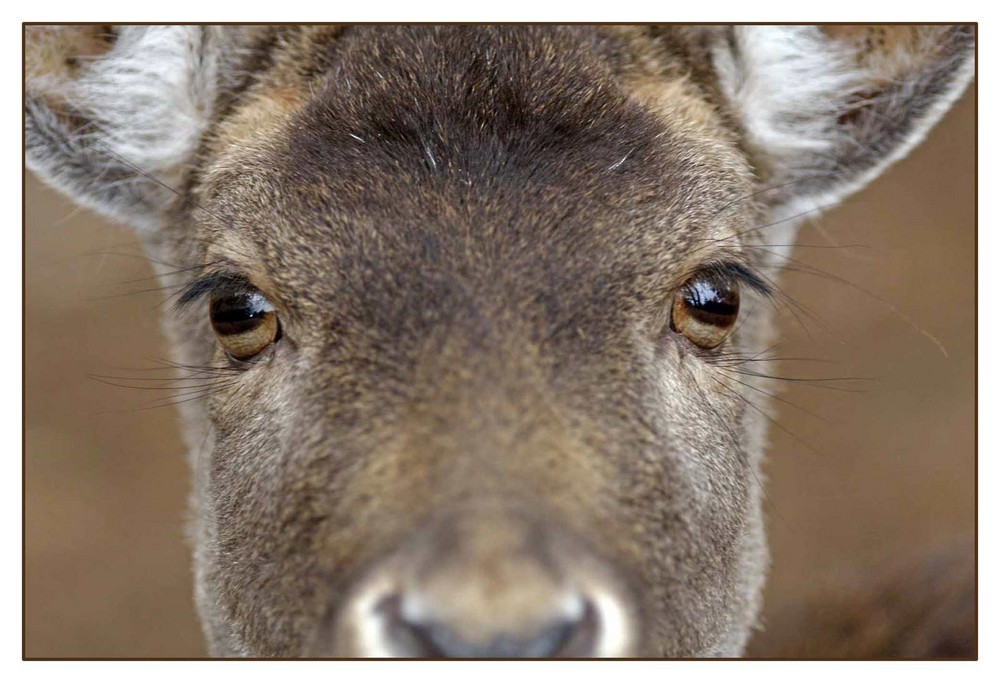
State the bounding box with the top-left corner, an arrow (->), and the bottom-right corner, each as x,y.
710,26 -> 864,180
711,24 -> 973,241
68,26 -> 218,184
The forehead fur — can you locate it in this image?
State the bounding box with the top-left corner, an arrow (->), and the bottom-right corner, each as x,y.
196,27 -> 755,286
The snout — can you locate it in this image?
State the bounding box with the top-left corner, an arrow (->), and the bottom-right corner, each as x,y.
325,510 -> 639,657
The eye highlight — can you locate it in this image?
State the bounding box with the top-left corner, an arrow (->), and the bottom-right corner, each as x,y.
209,289 -> 281,361
670,269 -> 741,349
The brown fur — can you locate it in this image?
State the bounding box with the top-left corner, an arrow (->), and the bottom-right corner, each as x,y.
178,25 -> 764,656
25,24 -> 974,657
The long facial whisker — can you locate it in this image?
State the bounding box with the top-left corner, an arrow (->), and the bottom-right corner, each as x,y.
89,144 -> 264,269
94,142 -> 233,229
709,354 -> 837,368
144,357 -> 243,375
690,202 -> 843,255
715,380 -> 826,460
705,173 -> 843,224
719,373 -> 829,424
111,383 -> 240,414
726,369 -> 873,393
89,375 -> 237,391
757,256 -> 951,359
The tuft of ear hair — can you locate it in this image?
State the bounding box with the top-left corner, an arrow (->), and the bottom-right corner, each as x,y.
25,26 -> 225,233
711,25 -> 974,216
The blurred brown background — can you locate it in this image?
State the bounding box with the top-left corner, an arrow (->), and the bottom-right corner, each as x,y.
24,90 -> 975,658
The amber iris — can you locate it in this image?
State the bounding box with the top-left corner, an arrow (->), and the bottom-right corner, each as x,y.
209,290 -> 280,360
670,272 -> 740,349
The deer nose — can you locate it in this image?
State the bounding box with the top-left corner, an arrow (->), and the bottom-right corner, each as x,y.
378,591 -> 598,658
328,510 -> 638,657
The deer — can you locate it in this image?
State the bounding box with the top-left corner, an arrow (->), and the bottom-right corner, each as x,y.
25,24 -> 974,658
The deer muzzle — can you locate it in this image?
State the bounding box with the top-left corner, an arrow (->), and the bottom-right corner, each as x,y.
322,508 -> 640,657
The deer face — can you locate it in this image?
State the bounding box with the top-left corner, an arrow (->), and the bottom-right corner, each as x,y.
26,24 -> 973,657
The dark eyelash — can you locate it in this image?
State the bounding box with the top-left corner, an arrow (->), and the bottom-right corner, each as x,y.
174,271 -> 257,313
698,261 -> 775,300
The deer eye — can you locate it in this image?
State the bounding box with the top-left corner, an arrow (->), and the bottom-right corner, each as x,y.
209,290 -> 281,361
670,271 -> 740,349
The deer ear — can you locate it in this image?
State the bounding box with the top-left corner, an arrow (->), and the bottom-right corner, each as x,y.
711,25 -> 974,214
25,26 -> 228,233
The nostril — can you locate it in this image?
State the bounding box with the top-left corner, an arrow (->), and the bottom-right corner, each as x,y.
377,593 -> 599,658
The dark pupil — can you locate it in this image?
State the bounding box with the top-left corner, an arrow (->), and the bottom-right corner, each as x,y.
210,295 -> 268,336
683,279 -> 738,324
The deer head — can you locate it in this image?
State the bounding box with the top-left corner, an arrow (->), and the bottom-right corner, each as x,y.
25,24 -> 974,657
